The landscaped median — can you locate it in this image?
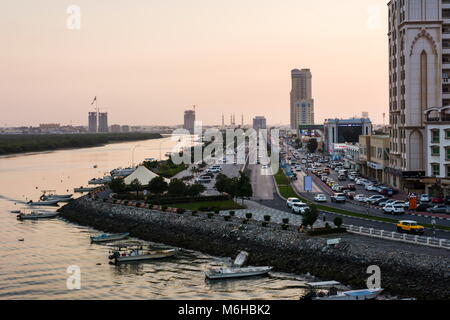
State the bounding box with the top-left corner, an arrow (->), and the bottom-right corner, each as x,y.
273,169 -> 450,232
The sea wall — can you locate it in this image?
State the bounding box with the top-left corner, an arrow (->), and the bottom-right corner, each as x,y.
59,198 -> 450,300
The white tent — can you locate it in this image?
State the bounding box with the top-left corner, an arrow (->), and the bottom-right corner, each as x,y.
124,166 -> 170,185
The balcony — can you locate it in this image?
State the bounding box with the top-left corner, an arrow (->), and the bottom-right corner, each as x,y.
425,107 -> 450,122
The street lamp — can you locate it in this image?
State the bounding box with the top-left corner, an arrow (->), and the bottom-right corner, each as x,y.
132,144 -> 141,167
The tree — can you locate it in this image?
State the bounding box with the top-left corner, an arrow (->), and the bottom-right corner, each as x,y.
302,204 -> 319,229
185,183 -> 206,197
306,138 -> 318,154
334,217 -> 343,228
224,177 -> 239,199
214,173 -> 229,193
236,171 -> 253,204
148,176 -> 168,195
168,179 -> 187,196
109,178 -> 126,194
129,178 -> 142,196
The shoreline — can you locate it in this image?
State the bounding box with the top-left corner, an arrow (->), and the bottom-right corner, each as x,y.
59,197 -> 450,300
0,133 -> 164,157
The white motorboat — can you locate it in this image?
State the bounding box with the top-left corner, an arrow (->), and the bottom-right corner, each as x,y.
27,199 -> 60,206
17,212 -> 59,220
108,247 -> 177,264
205,251 -> 273,280
110,167 -> 135,177
40,194 -> 73,201
205,266 -> 273,280
313,288 -> 384,301
91,232 -> 130,243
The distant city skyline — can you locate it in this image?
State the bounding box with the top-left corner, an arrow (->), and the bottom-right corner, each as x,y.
1,0 -> 388,127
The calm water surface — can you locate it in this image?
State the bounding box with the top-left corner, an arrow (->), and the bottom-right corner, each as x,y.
0,136 -> 310,299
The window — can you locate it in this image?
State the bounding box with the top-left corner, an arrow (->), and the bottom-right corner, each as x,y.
447,147 -> 450,161
431,129 -> 440,143
446,129 -> 450,139
431,163 -> 440,177
431,146 -> 440,157
447,166 -> 450,178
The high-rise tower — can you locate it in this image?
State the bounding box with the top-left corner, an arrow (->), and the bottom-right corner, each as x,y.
290,69 -> 315,130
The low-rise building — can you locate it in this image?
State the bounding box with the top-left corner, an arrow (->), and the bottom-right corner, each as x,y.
358,135 -> 390,184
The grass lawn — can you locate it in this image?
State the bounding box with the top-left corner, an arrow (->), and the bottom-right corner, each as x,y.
274,170 -> 290,185
278,185 -> 298,199
168,200 -> 245,211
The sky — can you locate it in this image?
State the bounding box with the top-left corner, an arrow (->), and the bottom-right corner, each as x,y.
0,0 -> 389,127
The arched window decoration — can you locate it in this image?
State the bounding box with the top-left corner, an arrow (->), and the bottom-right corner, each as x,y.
420,50 -> 428,112
426,109 -> 440,121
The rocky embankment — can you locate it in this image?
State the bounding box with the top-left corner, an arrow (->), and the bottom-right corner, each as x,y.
59,197 -> 450,300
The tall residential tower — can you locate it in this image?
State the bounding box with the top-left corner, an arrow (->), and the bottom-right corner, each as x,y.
290,69 -> 314,130
386,0 -> 444,190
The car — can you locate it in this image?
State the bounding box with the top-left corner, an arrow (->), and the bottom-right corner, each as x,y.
366,195 -> 385,204
372,197 -> 388,206
338,175 -> 346,181
292,202 -> 310,215
396,220 -> 425,234
345,192 -> 356,200
321,175 -> 328,182
355,178 -> 369,186
331,193 -> 346,203
354,194 -> 367,202
426,205 -> 450,214
197,175 -> 212,183
287,197 -> 302,208
365,184 -> 378,191
431,196 -> 444,204
419,194 -> 431,203
295,166 -> 302,172
383,204 -> 405,215
314,194 -> 327,202
347,184 -> 356,191
378,199 -> 396,207
415,203 -> 432,212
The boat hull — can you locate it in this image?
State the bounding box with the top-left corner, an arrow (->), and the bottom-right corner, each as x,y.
91,233 -> 129,243
18,213 -> 59,220
313,289 -> 383,301
205,267 -> 273,280
113,250 -> 176,264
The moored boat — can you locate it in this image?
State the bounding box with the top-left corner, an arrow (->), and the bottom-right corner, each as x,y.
108,247 -> 177,264
88,176 -> 112,185
17,212 -> 59,220
74,186 -> 97,193
90,232 -> 130,243
27,199 -> 60,206
301,281 -> 383,301
205,266 -> 273,280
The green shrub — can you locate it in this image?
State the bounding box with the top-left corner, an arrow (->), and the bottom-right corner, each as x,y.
245,213 -> 252,219
242,219 -> 248,224
161,205 -> 168,212
229,211 -> 235,216
177,208 -> 185,214
207,212 -> 214,219
334,217 -> 343,228
264,215 -> 271,222
282,218 -> 289,224
307,227 -> 347,236
325,222 -> 331,229
224,216 -> 231,221
262,221 -> 269,227
282,224 -> 289,230
214,209 -> 220,214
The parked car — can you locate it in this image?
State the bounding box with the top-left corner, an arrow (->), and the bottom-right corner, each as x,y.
372,197 -> 388,206
415,203 -> 432,212
338,174 -> 346,181
365,184 -> 378,192
431,196 -> 445,204
354,194 -> 368,202
314,194 -> 327,202
396,220 -> 425,234
366,195 -> 385,204
331,193 -> 346,203
287,197 -> 302,208
383,204 -> 405,215
292,203 -> 310,215
427,205 -> 450,214
379,187 -> 394,197
419,194 -> 431,203
197,175 -> 212,183
347,184 -> 356,191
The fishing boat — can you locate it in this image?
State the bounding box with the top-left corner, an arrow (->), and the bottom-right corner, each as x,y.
40,194 -> 73,202
90,232 -> 130,243
301,281 -> 383,301
10,210 -> 21,214
108,246 -> 177,264
74,186 -> 97,193
205,251 -> 273,280
17,212 -> 59,220
27,199 -> 60,206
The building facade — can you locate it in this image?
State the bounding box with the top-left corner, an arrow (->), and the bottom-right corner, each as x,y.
183,110 -> 196,134
324,118 -> 372,154
386,0 -> 444,191
359,135 -> 390,184
252,116 -> 267,131
290,69 -> 314,130
98,113 -> 109,133
88,112 -> 97,133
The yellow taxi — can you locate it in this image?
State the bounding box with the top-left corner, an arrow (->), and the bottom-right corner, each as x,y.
396,220 -> 425,235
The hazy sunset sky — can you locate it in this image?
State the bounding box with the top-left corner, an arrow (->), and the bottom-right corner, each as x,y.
0,0 -> 389,127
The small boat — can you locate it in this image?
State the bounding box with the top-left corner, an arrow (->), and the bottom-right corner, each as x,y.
313,288 -> 384,301
108,247 -> 177,264
40,194 -> 72,201
17,212 -> 59,220
74,186 -> 97,193
27,199 -> 60,206
205,266 -> 273,280
88,176 -> 112,185
205,251 -> 273,280
301,281 -> 383,301
90,232 -> 130,243
10,210 -> 21,214
110,167 -> 135,177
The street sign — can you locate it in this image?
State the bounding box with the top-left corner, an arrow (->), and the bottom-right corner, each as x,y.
304,175 -> 313,192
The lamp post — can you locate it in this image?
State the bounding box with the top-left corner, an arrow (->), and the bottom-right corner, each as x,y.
132,145 -> 140,167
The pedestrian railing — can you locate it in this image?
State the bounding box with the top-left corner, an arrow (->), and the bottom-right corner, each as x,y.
344,224 -> 450,250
